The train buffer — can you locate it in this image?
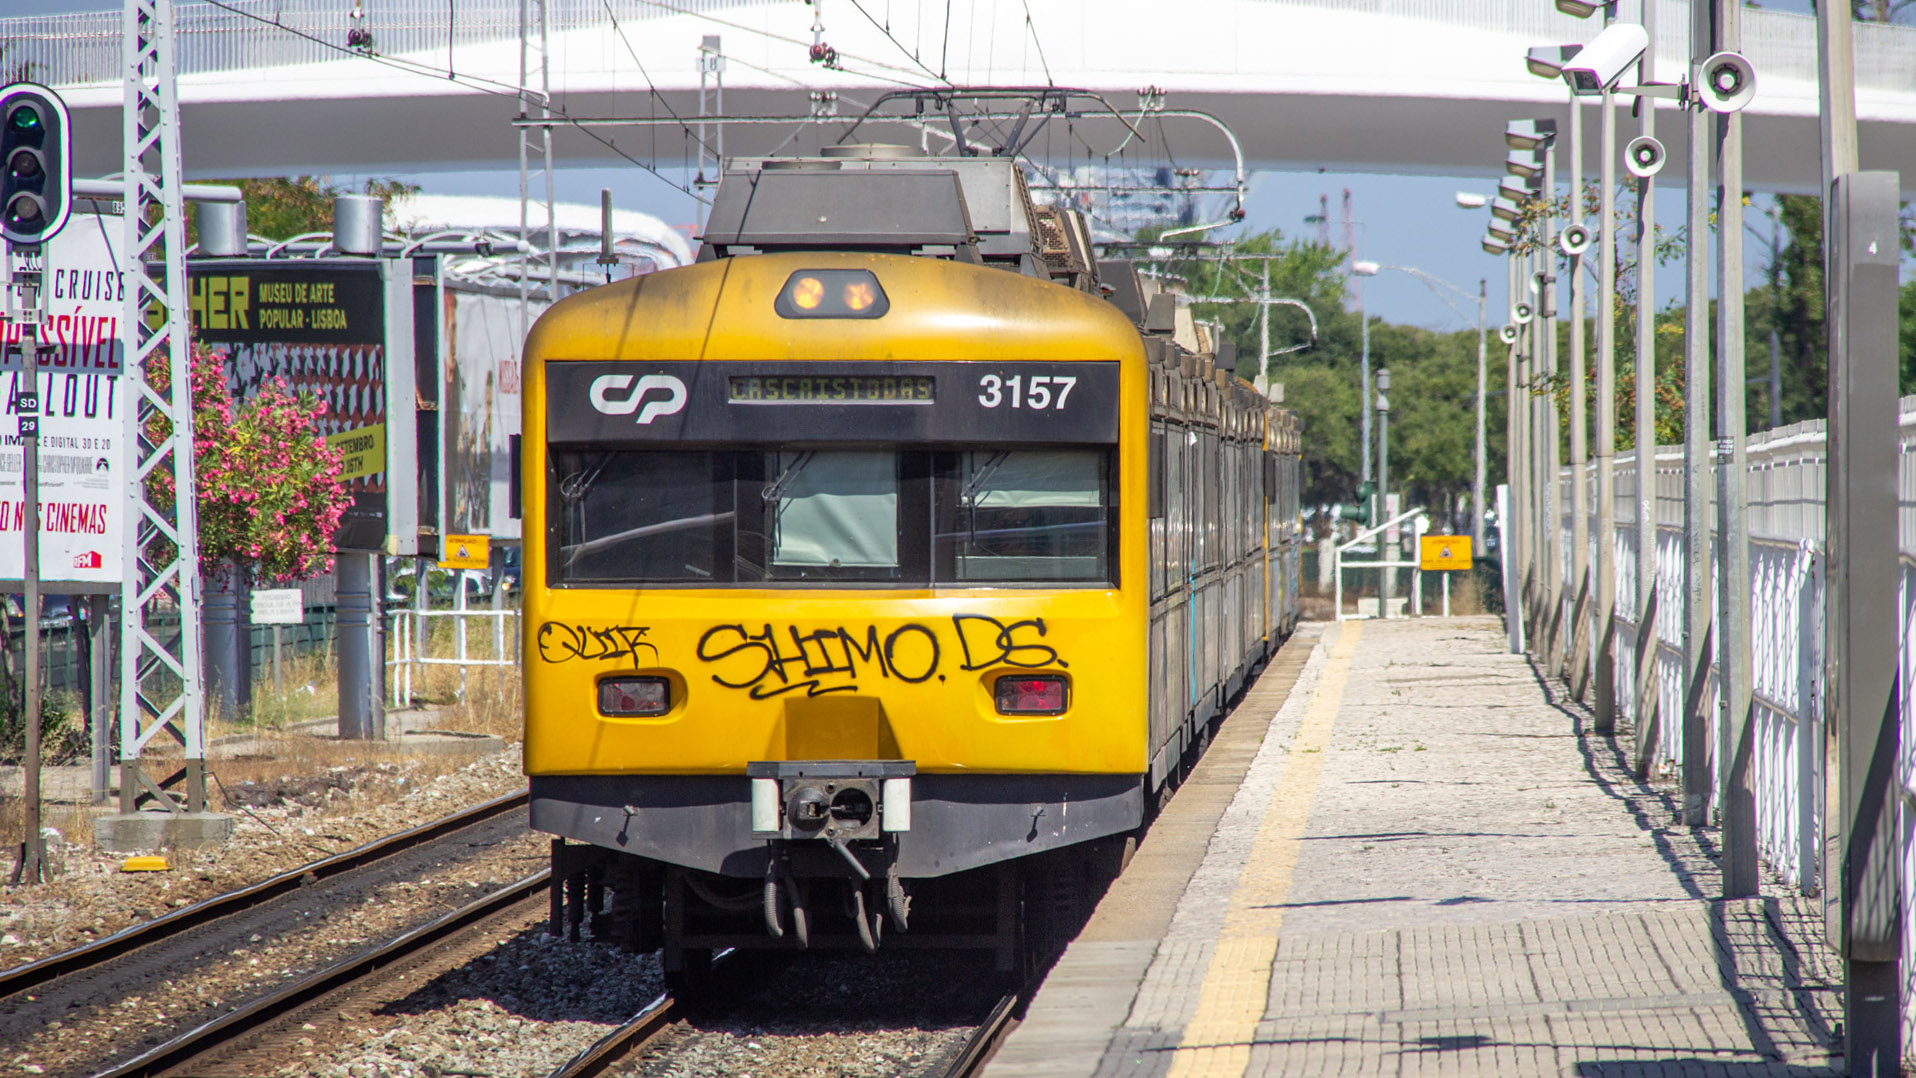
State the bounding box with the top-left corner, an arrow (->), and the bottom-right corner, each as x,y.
984,616 -> 1842,1077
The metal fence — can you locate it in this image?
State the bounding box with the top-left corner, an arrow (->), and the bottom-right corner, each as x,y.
1552,400 -> 1916,1024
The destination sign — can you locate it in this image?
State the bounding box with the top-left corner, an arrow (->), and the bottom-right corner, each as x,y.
728,375 -> 935,405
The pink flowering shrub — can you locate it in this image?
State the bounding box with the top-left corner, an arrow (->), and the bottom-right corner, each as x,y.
147,345 -> 350,582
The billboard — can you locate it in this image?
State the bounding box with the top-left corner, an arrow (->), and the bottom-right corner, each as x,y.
440,283 -> 531,543
0,212 -> 132,590
187,258 -> 418,553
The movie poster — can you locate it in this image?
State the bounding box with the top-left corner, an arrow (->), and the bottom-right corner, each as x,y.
0,213 -> 132,588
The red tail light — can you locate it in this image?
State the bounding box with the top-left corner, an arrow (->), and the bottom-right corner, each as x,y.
995,675 -> 1067,715
599,676 -> 670,716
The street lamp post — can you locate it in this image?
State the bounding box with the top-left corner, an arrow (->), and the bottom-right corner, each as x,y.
1351,259 -> 1489,551
1630,0 -> 1660,777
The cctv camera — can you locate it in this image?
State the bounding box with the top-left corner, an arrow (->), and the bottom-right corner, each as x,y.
1697,51 -> 1757,114
1558,223 -> 1592,257
1499,323 -> 1520,345
1560,22 -> 1649,95
1624,135 -> 1666,178
1513,301 -> 1535,325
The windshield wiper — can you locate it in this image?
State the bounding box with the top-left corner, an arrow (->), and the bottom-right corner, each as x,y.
760,451 -> 817,503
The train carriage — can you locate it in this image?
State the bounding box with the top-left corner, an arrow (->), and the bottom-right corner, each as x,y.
522,147 -> 1301,977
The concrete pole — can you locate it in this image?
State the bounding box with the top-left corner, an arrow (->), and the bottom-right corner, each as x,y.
1567,95 -> 1591,700
1813,2 -> 1900,1068
1631,0 -> 1660,776
337,553 -> 377,740
1680,0 -> 1715,829
1711,0 -> 1757,900
1474,279 -> 1488,554
1258,260 -> 1271,395
1594,85 -> 1619,735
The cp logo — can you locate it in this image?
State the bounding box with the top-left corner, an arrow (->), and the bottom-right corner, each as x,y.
589,374 -> 687,425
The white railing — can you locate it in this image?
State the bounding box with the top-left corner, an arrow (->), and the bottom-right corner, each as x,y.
389,587 -> 519,707
1334,506 -> 1429,621
6,0 -> 1914,93
1546,398 -> 1916,1025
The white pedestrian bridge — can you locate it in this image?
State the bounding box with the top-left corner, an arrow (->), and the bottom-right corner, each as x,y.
6,0 -> 1915,192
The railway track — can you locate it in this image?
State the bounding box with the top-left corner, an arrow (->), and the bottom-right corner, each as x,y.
92,871 -> 551,1078
0,789 -> 529,1002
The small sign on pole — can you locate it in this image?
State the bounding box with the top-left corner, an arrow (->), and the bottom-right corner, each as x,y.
1419,535 -> 1473,573
250,588 -> 306,625
441,534 -> 490,571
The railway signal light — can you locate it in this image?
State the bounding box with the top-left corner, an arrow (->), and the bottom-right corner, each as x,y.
1336,481 -> 1378,527
0,84 -> 71,248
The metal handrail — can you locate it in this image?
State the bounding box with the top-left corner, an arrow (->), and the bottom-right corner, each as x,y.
1334,507 -> 1429,622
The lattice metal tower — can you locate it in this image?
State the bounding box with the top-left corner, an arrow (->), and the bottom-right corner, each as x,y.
518,0 -> 558,305
119,0 -> 207,814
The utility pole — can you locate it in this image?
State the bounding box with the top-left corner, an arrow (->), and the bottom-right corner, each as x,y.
1473,278 -> 1487,554
1539,146 -> 1562,681
4,255 -> 46,884
1593,62 -> 1620,735
1631,0 -> 1660,776
1567,90 -> 1591,703
1711,0 -> 1758,900
1679,0 -> 1714,830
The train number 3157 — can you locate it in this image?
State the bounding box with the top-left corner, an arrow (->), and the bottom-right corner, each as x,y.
976,374 -> 1077,410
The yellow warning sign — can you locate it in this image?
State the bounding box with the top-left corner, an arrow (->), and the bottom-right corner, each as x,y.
441,533 -> 490,570
1419,535 -> 1473,572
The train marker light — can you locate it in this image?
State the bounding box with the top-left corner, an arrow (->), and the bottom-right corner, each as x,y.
599,675 -> 670,717
776,268 -> 890,319
0,83 -> 71,247
995,675 -> 1067,715
791,274 -> 825,310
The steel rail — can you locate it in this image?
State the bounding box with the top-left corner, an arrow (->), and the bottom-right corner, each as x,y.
940,991 -> 1022,1078
0,788 -> 529,1001
90,870 -> 550,1078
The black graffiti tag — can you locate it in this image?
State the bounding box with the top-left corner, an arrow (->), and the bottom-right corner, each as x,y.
537,622 -> 659,665
696,622 -> 941,698
952,614 -> 1064,670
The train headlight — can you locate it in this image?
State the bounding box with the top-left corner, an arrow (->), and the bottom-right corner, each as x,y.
598,675 -> 670,716
775,269 -> 889,319
994,675 -> 1068,715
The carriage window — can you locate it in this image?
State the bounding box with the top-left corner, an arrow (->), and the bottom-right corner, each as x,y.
935,449 -> 1113,583
761,450 -> 902,580
550,450 -> 730,583
549,446 -> 1106,587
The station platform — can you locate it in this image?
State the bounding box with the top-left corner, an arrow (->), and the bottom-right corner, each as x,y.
984,617 -> 1845,1078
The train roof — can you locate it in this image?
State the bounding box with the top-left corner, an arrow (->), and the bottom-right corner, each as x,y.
524,250 -> 1144,366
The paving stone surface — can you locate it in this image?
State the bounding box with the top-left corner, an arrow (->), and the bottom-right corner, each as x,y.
985,617 -> 1847,1078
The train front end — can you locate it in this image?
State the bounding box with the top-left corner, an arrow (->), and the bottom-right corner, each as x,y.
522,250 -> 1149,972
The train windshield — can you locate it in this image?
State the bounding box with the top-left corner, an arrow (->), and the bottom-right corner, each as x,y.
549,446 -> 1113,587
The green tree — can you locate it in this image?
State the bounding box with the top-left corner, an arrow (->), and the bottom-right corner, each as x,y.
189,176 -> 418,243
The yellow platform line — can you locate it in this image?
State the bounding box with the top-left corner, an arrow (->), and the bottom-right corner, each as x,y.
1165,622 -> 1363,1078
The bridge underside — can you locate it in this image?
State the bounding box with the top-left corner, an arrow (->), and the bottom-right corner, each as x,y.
56,84 -> 1916,196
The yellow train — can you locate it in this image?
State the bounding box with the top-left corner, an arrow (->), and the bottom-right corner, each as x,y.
522,147 -> 1302,977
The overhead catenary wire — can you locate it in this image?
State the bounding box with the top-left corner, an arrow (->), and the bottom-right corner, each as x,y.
197,0 -> 709,205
